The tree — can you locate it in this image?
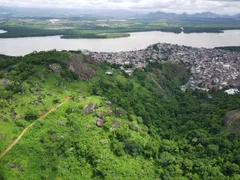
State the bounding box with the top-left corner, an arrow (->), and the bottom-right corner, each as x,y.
25,111 -> 38,121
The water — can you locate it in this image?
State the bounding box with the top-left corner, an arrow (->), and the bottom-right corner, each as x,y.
1,30 -> 240,56
0,30 -> 7,34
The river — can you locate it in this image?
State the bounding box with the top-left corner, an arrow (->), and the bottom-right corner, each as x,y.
1,30 -> 240,56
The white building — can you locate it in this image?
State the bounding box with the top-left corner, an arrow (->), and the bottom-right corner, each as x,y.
224,89 -> 239,95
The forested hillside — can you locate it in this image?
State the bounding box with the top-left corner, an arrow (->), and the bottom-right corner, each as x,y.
216,46 -> 240,52
0,51 -> 240,179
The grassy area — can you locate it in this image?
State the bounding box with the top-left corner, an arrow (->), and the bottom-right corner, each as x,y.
0,51 -> 82,152
0,96 -> 156,179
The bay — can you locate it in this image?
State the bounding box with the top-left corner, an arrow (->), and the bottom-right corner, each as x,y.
0,30 -> 240,56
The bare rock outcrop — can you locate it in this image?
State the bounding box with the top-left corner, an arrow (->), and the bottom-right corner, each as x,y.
49,63 -> 61,74
96,118 -> 104,127
83,103 -> 95,114
67,54 -> 97,80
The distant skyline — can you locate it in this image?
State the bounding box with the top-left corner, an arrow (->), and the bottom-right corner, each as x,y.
0,0 -> 240,15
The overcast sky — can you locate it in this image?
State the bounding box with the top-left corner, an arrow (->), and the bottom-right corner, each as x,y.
1,0 -> 240,14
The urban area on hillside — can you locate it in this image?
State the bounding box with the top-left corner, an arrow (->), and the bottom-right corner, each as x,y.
90,43 -> 240,94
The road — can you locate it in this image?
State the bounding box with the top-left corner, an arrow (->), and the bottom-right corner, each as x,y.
0,97 -> 71,160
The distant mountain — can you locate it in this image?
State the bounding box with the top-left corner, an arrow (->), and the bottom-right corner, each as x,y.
0,6 -> 15,17
147,11 -> 239,20
190,11 -> 219,18
147,11 -> 178,19
0,7 -> 239,20
234,13 -> 240,19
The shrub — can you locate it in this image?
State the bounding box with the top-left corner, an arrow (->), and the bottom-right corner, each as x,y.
25,111 -> 38,121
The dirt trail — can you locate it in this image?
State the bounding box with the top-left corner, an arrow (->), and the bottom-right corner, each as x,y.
0,97 -> 71,160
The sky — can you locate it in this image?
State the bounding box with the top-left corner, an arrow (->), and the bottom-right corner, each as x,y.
0,0 -> 240,14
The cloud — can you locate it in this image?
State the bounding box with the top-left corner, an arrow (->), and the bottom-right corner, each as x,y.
0,0 -> 240,14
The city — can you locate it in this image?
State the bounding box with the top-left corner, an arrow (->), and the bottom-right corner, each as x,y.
90,43 -> 240,93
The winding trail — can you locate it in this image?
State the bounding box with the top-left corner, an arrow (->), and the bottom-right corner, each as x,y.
0,97 -> 71,160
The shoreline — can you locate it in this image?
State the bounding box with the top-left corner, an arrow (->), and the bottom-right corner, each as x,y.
0,28 -> 231,39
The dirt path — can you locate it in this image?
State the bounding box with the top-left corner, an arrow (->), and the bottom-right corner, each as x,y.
0,97 -> 71,161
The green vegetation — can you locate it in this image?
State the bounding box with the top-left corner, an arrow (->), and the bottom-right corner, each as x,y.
215,46 -> 240,52
61,33 -> 130,39
1,18 -> 240,39
0,26 -> 131,39
0,51 -> 240,179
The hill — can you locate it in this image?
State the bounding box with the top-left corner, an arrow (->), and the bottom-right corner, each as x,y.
0,50 -> 240,179
215,46 -> 240,52
146,11 -> 240,20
